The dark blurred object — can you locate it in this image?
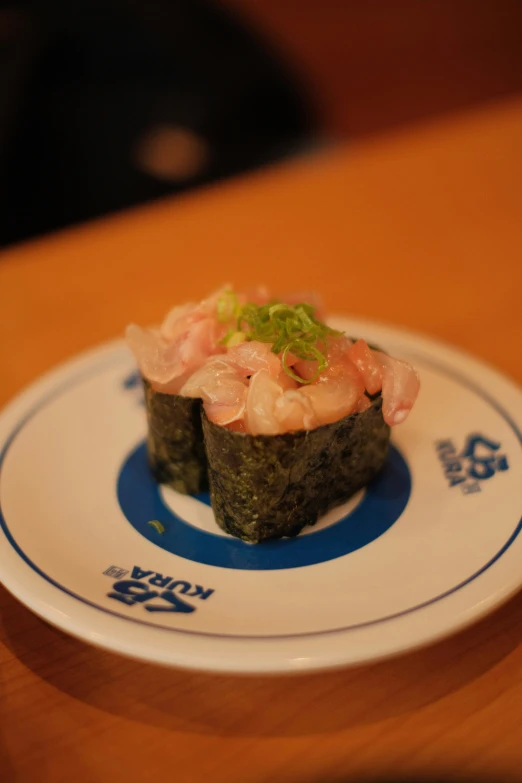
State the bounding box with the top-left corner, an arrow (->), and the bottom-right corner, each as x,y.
0,0 -> 313,246
3,1 -> 521,248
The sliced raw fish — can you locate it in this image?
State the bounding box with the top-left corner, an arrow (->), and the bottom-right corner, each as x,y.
374,352 -> 420,426
349,339 -> 382,395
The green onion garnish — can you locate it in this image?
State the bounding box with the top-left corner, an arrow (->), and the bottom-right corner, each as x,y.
218,328 -> 247,347
216,289 -> 241,323
148,520 -> 166,535
236,300 -> 341,384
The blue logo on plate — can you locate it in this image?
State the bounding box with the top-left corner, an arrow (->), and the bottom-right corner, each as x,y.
117,442 -> 411,570
104,565 -> 215,615
435,433 -> 509,495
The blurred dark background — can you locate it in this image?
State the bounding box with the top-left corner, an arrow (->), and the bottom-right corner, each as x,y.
1,0 -> 521,247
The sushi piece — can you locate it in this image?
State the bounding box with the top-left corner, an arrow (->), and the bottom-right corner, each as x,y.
202,396 -> 390,542
126,287 -> 420,541
126,286 -> 239,492
126,286 -> 275,492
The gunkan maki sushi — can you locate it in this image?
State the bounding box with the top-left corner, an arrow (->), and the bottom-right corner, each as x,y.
126,286 -> 420,542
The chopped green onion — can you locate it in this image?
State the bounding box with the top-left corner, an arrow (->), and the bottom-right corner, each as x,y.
218,328 -> 248,347
226,330 -> 247,347
217,289 -> 241,323
148,520 -> 166,535
235,299 -> 342,383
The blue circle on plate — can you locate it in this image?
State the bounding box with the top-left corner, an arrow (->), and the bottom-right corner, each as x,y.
117,442 -> 411,570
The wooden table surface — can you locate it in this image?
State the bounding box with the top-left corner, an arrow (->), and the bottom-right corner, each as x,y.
1,98 -> 522,783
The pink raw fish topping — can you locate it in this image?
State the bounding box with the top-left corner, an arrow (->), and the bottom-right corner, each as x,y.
199,336 -> 419,434
125,286 -> 231,392
126,287 -> 420,433
373,352 -> 421,427
274,389 -> 318,432
246,369 -> 286,436
180,357 -> 248,426
204,337 -> 367,434
125,325 -> 186,392
349,339 -> 382,395
226,340 -> 281,378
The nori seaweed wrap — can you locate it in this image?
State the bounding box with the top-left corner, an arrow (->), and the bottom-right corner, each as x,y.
202,395 -> 390,542
143,378 -> 208,494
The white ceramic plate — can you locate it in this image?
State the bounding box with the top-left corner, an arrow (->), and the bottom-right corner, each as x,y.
1,317 -> 521,674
